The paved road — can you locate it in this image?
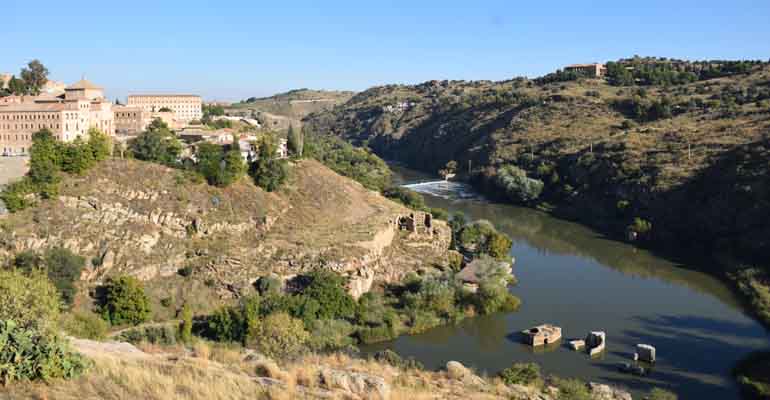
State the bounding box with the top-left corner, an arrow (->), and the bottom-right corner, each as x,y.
0,156 -> 29,186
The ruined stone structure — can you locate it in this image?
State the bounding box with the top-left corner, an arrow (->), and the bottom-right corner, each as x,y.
521,324 -> 562,346
586,331 -> 606,356
634,344 -> 656,363
564,63 -> 606,77
396,211 -> 433,235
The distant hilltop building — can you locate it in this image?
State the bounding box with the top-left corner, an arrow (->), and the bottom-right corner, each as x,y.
0,79 -> 115,156
127,94 -> 202,123
564,63 -> 606,78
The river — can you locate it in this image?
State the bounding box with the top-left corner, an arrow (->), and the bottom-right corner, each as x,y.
361,165 -> 770,399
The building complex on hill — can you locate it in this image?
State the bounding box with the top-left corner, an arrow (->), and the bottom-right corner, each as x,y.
564,63 -> 607,78
0,79 -> 114,156
127,94 -> 202,123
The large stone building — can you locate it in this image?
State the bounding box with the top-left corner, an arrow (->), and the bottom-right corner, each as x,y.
564,63 -> 606,78
127,94 -> 202,123
0,79 -> 114,156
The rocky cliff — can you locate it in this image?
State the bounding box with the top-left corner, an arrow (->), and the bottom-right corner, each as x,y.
0,158 -> 450,313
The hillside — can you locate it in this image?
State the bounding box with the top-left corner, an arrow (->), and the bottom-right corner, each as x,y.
304,63 -> 770,265
0,158 -> 450,317
227,89 -> 355,130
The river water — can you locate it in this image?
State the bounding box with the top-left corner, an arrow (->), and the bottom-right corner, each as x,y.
362,165 -> 770,399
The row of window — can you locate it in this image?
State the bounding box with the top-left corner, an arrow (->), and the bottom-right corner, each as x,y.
1,134 -> 32,141
0,124 -> 62,131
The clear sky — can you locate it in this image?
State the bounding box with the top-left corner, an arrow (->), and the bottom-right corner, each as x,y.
3,0 -> 769,101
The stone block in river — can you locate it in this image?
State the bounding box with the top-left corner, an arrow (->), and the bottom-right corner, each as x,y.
634,344 -> 656,363
569,339 -> 585,351
585,331 -> 606,356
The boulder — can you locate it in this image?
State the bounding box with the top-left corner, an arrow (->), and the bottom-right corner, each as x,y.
588,382 -> 633,400
319,367 -> 390,400
446,361 -> 486,386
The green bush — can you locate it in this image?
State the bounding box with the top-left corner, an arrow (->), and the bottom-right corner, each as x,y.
12,247 -> 85,306
117,324 -> 177,346
551,377 -> 592,400
372,349 -> 424,370
0,269 -> 61,330
402,278 -> 456,318
100,276 -> 152,326
473,280 -> 520,315
179,304 -> 193,344
307,319 -> 356,352
129,119 -> 182,166
301,270 -> 356,320
499,362 -> 541,386
0,178 -> 35,212
383,187 -> 426,210
494,165 -> 544,203
61,311 -> 109,340
0,320 -> 90,386
254,275 -> 282,296
246,312 -> 309,359
629,217 -> 653,234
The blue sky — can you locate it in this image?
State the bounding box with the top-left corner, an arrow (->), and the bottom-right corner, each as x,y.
3,0 -> 769,101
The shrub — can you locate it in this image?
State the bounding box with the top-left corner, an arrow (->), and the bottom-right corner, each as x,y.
255,275 -> 282,296
0,178 -> 35,212
628,217 -> 653,234
117,324 -> 177,346
552,377 -> 592,400
307,319 -> 356,352
87,128 -> 112,161
100,276 -> 152,326
473,280 -> 520,315
12,247 -> 85,306
304,134 -> 391,191
372,349 -> 424,370
179,304 -> 193,344
0,269 -> 61,330
61,311 -> 109,340
383,187 -> 426,210
129,120 -> 182,166
355,292 -> 390,327
0,320 -> 90,386
177,265 -> 193,277
207,306 -> 243,342
499,362 -> 541,386
301,270 -> 356,320
402,278 -> 456,318
246,312 -> 309,359
494,165 -> 544,203
430,207 -> 449,221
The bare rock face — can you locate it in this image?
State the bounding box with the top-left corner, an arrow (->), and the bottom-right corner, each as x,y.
319,367 -> 391,400
588,382 -> 633,400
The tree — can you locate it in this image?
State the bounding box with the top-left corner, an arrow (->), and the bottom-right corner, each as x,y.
287,124 -> 304,157
100,276 -> 152,326
87,128 -> 112,161
28,129 -> 62,198
8,75 -> 27,95
20,60 -> 49,95
300,270 -> 357,320
249,138 -> 288,192
60,137 -> 95,175
195,143 -> 246,187
129,119 -> 181,165
41,247 -> 86,306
